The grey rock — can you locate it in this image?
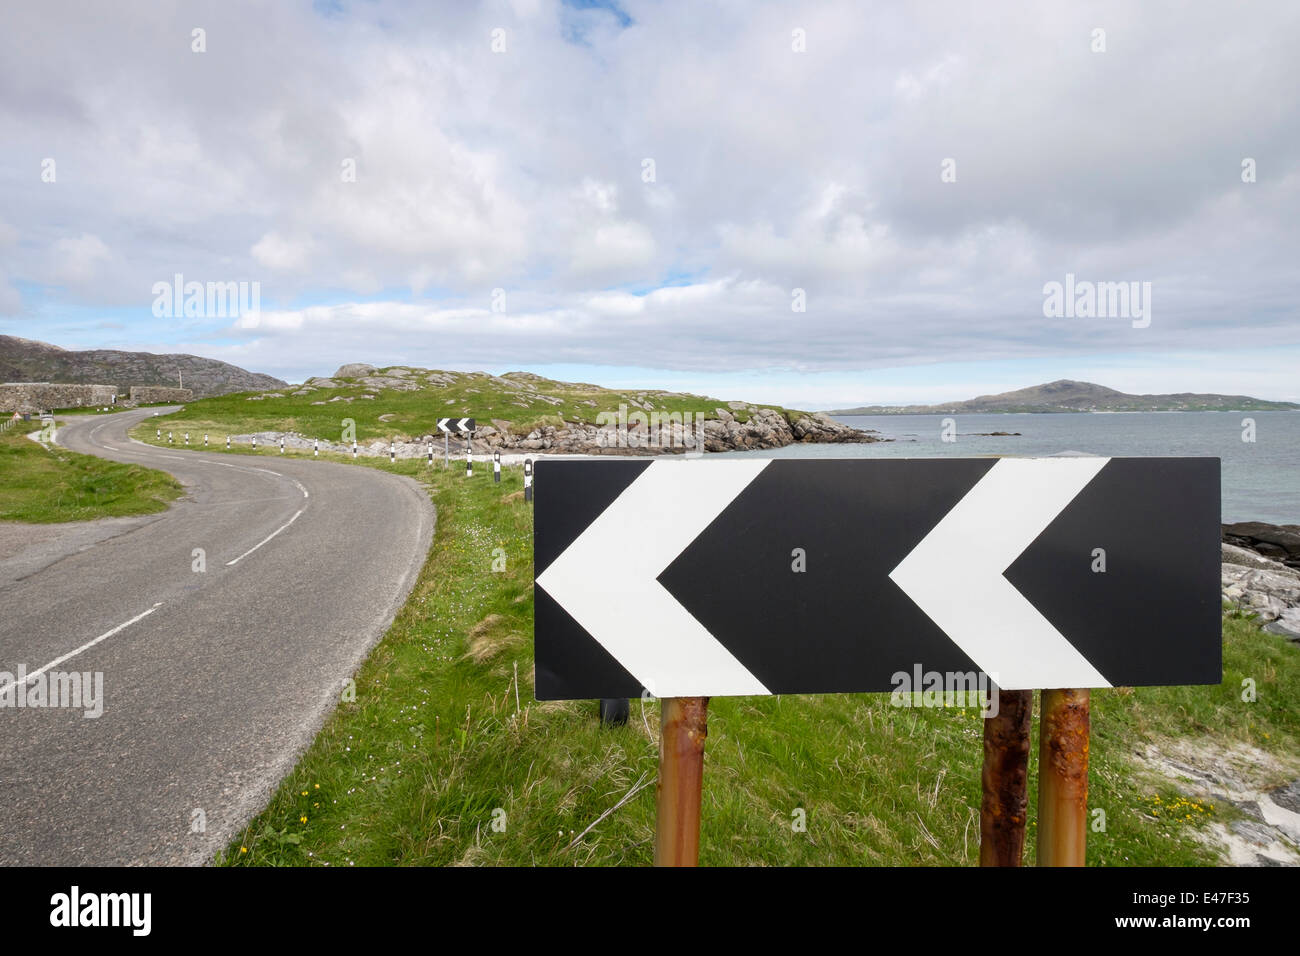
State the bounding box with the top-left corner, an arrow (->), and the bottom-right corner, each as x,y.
334,363 -> 376,378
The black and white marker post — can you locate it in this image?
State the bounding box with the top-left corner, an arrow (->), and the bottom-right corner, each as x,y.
168,431 -> 173,444
465,436 -> 473,478
279,436 -> 285,454
204,433 -> 208,447
352,440 -> 357,459
156,428 -> 160,440
523,458 -> 533,502
226,436 -> 230,450
493,450 -> 501,483
252,436 -> 256,450
534,457 -> 1222,865
390,441 -> 395,465
184,432 -> 189,446
314,438 -> 319,457
428,441 -> 433,467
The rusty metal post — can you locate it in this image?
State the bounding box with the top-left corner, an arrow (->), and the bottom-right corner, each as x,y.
654,696 -> 708,867
1036,688 -> 1090,867
980,688 -> 1032,866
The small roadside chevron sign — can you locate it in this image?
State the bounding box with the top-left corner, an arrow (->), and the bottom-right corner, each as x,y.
533,458 -> 1221,700
437,418 -> 475,434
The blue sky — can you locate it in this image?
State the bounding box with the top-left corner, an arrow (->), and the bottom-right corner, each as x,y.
3,0 -> 1298,407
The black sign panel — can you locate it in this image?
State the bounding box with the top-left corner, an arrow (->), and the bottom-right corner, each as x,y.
533,457 -> 1221,700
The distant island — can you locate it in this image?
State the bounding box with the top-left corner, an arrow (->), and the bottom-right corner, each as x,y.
826,380 -> 1300,415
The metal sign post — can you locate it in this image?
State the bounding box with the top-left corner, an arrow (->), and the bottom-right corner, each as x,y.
654,697 -> 708,867
979,688 -> 1032,866
1036,688 -> 1090,866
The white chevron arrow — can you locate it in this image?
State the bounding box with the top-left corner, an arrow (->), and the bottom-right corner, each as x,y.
889,457 -> 1112,690
438,418 -> 473,433
536,459 -> 772,697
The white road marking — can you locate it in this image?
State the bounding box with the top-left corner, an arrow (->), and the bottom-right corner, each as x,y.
226,509 -> 305,566
0,603 -> 164,695
82,411 -> 313,564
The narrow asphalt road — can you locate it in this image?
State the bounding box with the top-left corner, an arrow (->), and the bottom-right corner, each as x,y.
0,408 -> 434,865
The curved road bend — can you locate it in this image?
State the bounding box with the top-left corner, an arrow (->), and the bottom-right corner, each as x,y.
0,407 -> 434,865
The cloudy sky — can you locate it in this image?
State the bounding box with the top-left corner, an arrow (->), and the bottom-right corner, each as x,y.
2,0 -> 1298,407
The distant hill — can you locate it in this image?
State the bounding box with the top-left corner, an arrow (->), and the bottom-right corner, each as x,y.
0,336 -> 287,399
826,380 -> 1300,415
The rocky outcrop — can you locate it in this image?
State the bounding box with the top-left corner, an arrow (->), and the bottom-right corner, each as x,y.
333,364 -> 376,378
465,407 -> 881,455
1222,536 -> 1300,640
0,335 -> 285,398
1223,521 -> 1300,571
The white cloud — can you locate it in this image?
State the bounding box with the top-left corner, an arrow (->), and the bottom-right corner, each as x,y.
0,0 -> 1296,383
251,232 -> 313,272
52,233 -> 110,283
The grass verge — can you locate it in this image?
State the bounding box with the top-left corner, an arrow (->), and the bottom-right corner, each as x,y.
0,422 -> 183,523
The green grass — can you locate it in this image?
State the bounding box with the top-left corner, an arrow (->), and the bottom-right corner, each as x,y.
218,455 -> 1300,867
132,366 -> 802,448
0,422 -> 183,523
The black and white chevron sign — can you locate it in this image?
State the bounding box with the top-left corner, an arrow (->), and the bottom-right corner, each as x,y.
533,458 -> 1220,700
437,418 -> 475,434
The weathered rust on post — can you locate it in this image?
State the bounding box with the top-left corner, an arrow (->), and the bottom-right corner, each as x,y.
1036,688 -> 1090,867
980,688 -> 1033,866
654,696 -> 709,867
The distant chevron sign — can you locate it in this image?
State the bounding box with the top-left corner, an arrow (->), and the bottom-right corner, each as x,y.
437,418 -> 475,434
533,457 -> 1221,700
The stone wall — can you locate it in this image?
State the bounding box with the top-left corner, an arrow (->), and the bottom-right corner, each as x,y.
129,386 -> 193,404
0,383 -> 118,413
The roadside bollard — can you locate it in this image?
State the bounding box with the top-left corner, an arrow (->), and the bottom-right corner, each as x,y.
599,698 -> 629,727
